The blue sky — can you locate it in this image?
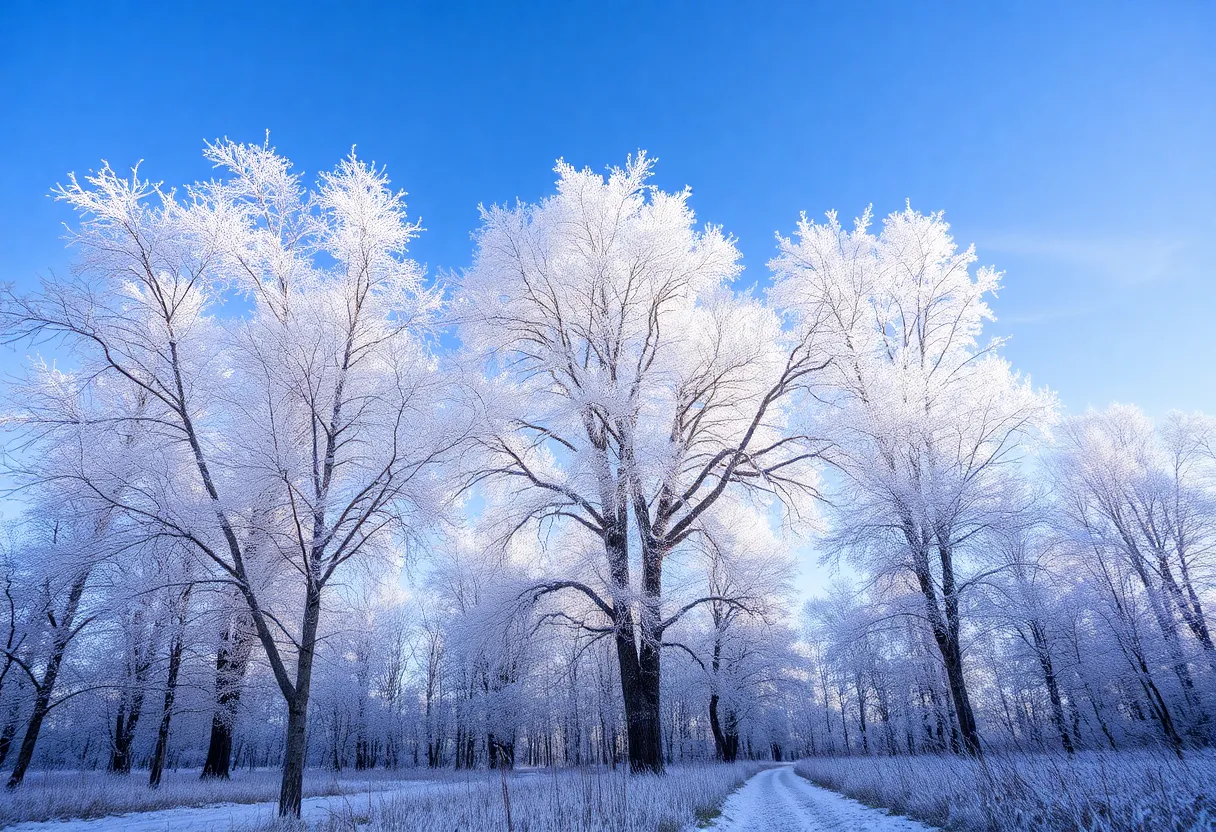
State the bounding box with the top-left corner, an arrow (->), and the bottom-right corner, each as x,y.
2,1 -> 1214,420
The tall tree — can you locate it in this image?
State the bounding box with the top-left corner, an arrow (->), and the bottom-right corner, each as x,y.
459,155 -> 825,772
770,205 -> 1055,756
1,140 -> 468,813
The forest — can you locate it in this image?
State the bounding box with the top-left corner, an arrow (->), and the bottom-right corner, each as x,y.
0,141 -> 1212,832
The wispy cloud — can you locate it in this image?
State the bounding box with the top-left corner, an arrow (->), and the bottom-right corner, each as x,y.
977,233 -> 1189,284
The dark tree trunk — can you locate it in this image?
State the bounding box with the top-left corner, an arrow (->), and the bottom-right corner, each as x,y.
709,693 -> 726,760
1086,683 -> 1118,750
1169,549 -> 1216,673
1125,550 -> 1202,716
202,713 -> 236,779
910,532 -> 982,757
1135,652 -> 1184,756
603,525 -> 664,775
277,585 -> 321,817
0,688 -> 25,769
7,570 -> 88,789
150,588 -> 191,788
938,633 -> 980,755
148,637 -> 184,787
110,611 -> 158,775
855,671 -> 869,753
201,611 -> 253,780
488,733 -> 515,769
616,626 -> 663,773
1031,622 -> 1074,754
709,694 -> 739,762
7,683 -> 55,789
109,692 -> 146,774
454,724 -> 465,769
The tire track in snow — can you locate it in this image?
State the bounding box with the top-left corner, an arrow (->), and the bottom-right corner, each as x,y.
707,764 -> 937,832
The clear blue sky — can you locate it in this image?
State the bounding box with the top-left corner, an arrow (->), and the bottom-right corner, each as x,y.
2,2 -> 1214,418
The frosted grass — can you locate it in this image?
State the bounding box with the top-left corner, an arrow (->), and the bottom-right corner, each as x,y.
795,749 -> 1216,831
0,767 -> 438,827
242,763 -> 763,832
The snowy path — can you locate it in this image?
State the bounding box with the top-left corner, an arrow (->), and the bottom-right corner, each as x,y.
3,781 -> 442,832
707,764 -> 936,832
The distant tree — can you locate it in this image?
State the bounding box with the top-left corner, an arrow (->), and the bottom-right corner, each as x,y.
2,508 -> 104,788
1049,405 -> 1216,748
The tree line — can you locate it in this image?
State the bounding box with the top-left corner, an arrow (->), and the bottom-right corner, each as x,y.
0,141 -> 1210,817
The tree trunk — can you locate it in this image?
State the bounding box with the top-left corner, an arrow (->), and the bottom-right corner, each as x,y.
712,699 -> 739,762
855,671 -> 869,754
0,687 -> 25,769
707,632 -> 738,762
1031,622 -> 1074,754
1136,656 -> 1184,757
110,612 -> 158,775
938,632 -> 981,755
201,611 -> 254,779
1124,547 -> 1202,711
604,526 -> 664,774
150,588 -> 190,788
488,732 -> 515,769
7,570 -> 88,789
616,627 -> 663,773
279,693 -> 309,815
1162,550 -> 1216,674
109,690 -> 147,774
277,586 -> 321,817
912,534 -> 982,757
7,683 -> 55,789
709,693 -> 726,760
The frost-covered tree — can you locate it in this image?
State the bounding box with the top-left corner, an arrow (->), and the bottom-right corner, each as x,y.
0,139 -> 469,813
0,502 -> 108,788
1049,405 -> 1216,750
458,155 -> 826,772
771,206 -> 1056,755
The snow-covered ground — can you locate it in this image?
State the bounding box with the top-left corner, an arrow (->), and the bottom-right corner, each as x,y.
0,763 -> 943,832
707,764 -> 935,832
3,780 -> 443,832
1,764 -> 764,832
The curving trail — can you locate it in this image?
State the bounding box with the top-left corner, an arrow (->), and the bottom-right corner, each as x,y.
707,764 -> 937,832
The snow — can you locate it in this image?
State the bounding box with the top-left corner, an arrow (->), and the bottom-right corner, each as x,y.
0,764 -> 759,832
2,782 -> 439,832
707,764 -> 936,832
